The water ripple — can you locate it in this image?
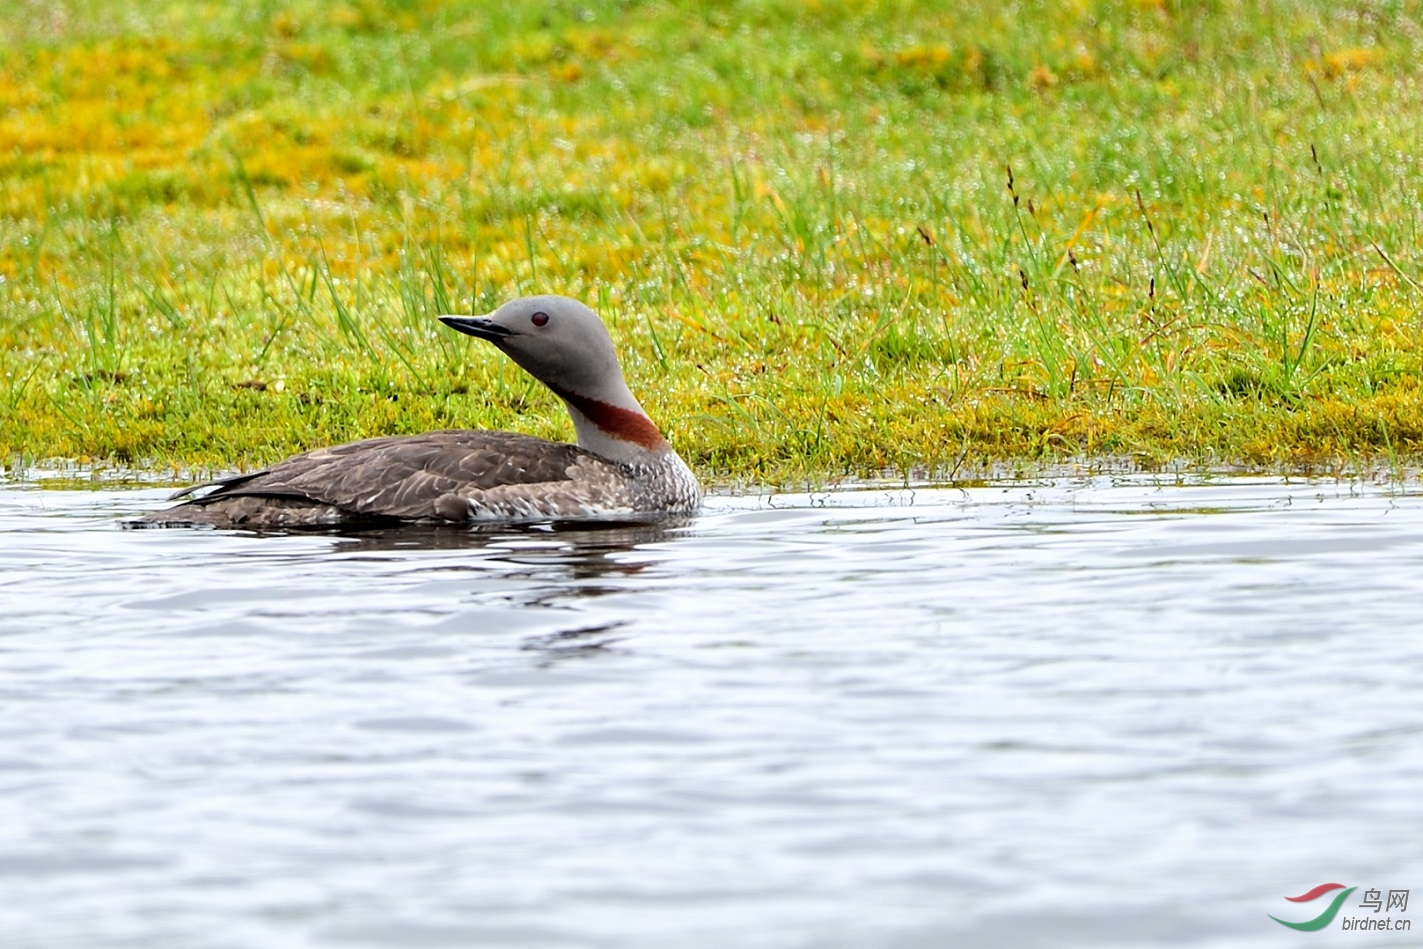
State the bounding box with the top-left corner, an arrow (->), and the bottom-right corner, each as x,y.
0,475 -> 1420,947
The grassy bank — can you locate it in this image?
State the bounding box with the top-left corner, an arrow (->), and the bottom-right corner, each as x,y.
2,0 -> 1422,482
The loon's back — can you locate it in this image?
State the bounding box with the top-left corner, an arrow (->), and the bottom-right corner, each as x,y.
138,430 -> 695,529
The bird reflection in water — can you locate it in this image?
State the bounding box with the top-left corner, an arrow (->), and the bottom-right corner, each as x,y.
325,516 -> 694,664
326,515 -> 691,566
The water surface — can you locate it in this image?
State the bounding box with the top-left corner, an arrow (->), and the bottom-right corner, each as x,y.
1,474 -> 1420,947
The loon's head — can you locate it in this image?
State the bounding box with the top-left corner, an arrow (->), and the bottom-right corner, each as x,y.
439,295 -> 669,459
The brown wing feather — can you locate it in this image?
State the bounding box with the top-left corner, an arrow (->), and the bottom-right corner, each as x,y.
181,431 -> 595,520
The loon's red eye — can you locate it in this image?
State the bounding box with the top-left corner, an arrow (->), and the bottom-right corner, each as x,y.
531,311 -> 549,327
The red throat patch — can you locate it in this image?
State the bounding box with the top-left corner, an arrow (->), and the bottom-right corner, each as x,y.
553,388 -> 668,451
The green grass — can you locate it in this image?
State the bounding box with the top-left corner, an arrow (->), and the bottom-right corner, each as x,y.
2,0 -> 1422,483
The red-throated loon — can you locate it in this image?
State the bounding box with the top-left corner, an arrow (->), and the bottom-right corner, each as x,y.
139,295 -> 701,528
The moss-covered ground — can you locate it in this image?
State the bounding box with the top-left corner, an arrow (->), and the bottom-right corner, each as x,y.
3,1 -> 1422,482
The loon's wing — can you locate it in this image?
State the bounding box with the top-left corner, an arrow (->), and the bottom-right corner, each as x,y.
148,430 -> 607,526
